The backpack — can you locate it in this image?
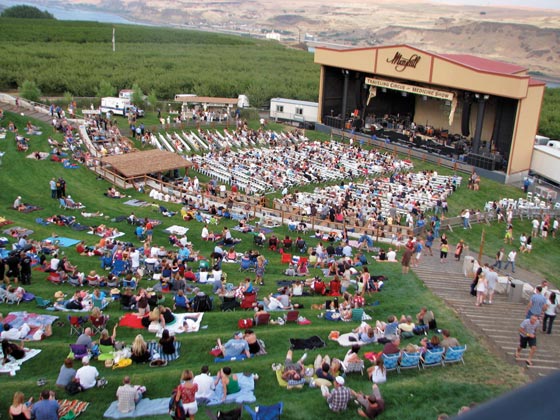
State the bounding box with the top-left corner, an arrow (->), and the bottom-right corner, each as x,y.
65,381 -> 82,395
169,389 -> 186,420
193,294 -> 212,312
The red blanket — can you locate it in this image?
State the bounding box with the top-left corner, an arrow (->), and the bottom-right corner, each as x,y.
118,313 -> 145,329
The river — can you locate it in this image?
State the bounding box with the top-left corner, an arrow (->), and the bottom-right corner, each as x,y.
0,0 -> 140,24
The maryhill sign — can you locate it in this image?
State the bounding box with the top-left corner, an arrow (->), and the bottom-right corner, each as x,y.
386,51 -> 422,72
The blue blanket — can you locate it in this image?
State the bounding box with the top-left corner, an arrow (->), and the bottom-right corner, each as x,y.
44,236 -> 81,247
103,397 -> 169,418
209,372 -> 256,406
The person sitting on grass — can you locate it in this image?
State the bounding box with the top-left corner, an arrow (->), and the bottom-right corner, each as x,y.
216,332 -> 250,359
159,329 -> 176,355
214,367 -> 240,402
351,384 -> 385,418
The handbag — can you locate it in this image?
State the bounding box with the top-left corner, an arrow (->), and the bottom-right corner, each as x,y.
238,318 -> 253,329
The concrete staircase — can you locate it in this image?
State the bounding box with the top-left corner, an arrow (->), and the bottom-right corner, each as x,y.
413,252 -> 560,379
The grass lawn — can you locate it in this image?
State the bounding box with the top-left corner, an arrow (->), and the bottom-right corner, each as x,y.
0,110 -> 547,419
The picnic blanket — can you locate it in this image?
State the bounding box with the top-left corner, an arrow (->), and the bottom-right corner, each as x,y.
44,236 -> 81,247
0,217 -> 14,227
51,303 -> 91,312
164,225 -> 189,236
289,336 -> 326,350
2,312 -> 58,341
26,152 -> 50,160
87,231 -> 126,240
58,399 -> 90,419
209,372 -> 256,406
10,205 -> 42,213
336,332 -> 369,347
118,313 -> 145,329
147,340 -> 181,362
119,313 -> 204,333
123,199 -> 152,207
3,226 -> 34,238
103,398 -> 169,418
0,348 -> 41,376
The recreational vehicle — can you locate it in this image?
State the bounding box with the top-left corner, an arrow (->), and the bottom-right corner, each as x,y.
269,98 -> 318,128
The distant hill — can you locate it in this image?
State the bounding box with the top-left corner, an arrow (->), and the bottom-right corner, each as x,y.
12,0 -> 560,79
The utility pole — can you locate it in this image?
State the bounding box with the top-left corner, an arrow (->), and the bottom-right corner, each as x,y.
478,229 -> 485,262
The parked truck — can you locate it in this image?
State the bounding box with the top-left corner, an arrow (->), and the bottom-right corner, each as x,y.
100,97 -> 144,118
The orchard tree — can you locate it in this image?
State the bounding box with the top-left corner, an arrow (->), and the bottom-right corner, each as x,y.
19,80 -> 41,102
147,90 -> 158,111
96,80 -> 116,98
131,83 -> 145,107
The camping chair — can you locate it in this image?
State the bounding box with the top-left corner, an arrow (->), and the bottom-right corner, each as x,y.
69,344 -> 89,361
296,239 -> 307,254
68,315 -> 86,336
89,314 -> 109,335
92,296 -> 109,310
344,360 -> 365,375
111,259 -> 128,277
254,312 -> 271,326
382,353 -> 399,373
285,310 -> 299,324
351,308 -> 364,322
398,351 -> 421,373
221,296 -> 240,312
244,402 -> 283,420
422,348 -> 445,369
239,257 -> 256,272
280,253 -> 292,264
443,345 -> 467,366
240,292 -> 257,310
100,255 -> 113,270
35,296 -> 52,309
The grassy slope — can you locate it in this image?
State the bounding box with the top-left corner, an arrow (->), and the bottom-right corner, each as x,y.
0,111 -> 541,419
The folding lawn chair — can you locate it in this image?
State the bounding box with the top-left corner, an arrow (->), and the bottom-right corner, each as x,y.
68,315 -> 86,336
244,402 -> 283,420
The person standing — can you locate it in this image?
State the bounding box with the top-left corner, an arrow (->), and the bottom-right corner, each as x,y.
492,247 -> 504,270
49,178 -> 57,199
175,369 -> 198,419
439,235 -> 449,264
484,265 -> 498,304
515,315 -> 540,366
475,272 -> 487,307
542,292 -> 558,335
503,249 -> 517,273
31,390 -> 59,420
526,286 -> 547,319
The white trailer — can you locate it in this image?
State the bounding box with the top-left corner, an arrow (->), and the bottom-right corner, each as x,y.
531,145 -> 560,185
100,97 -> 144,117
269,98 -> 318,127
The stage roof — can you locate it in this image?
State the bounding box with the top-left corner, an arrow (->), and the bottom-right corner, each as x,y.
438,53 -> 527,76
100,150 -> 191,178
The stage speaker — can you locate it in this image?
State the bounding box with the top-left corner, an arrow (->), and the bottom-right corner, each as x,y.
461,99 -> 472,137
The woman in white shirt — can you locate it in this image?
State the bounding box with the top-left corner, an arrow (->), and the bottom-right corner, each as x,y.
367,357 -> 387,384
543,292 -> 558,334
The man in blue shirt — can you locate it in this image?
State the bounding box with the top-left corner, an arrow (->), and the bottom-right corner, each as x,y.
526,286 -> 547,319
217,332 -> 250,359
31,390 -> 59,420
